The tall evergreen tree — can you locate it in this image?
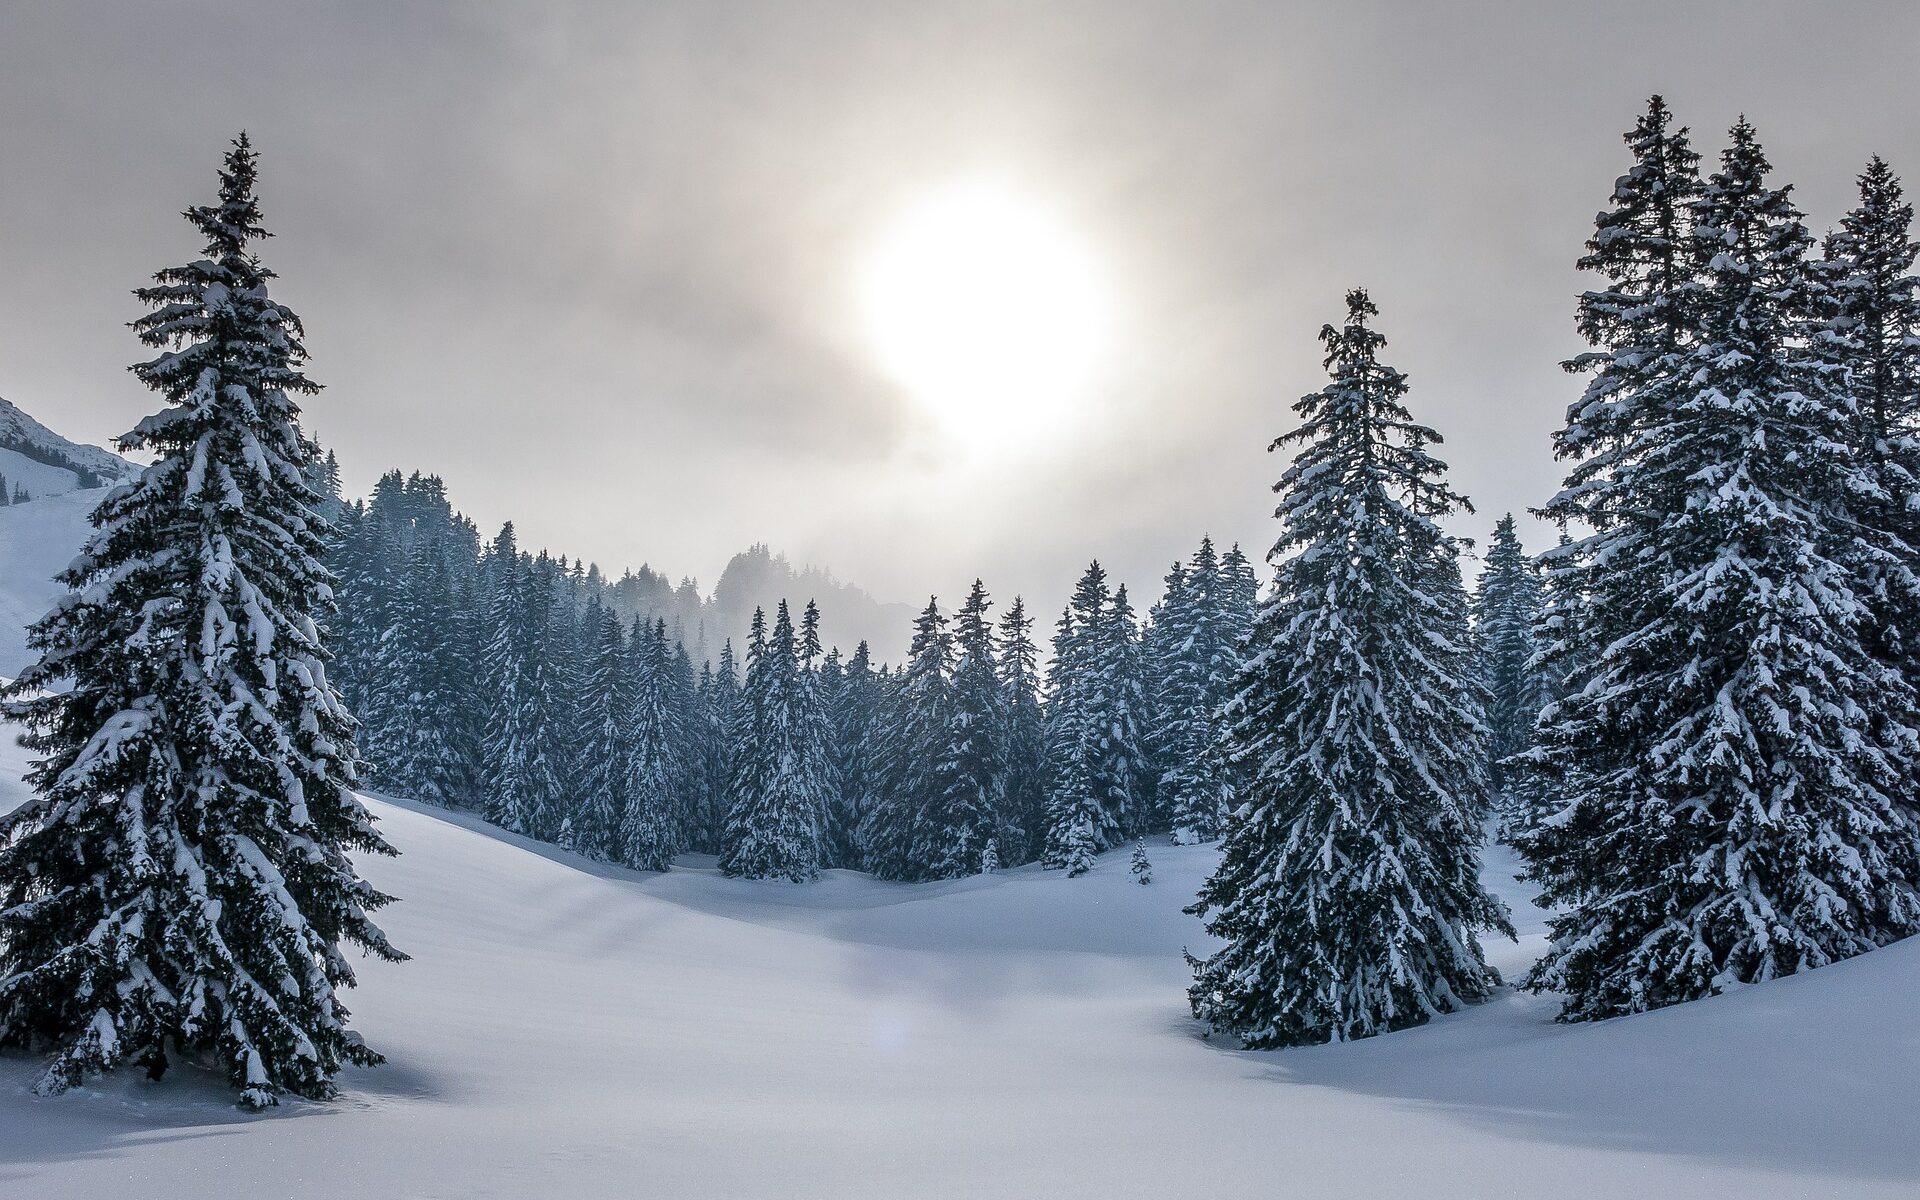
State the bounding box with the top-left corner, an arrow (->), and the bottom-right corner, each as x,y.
868,598 -> 959,880
0,136 -> 403,1105
920,581 -> 1005,878
1092,583 -> 1152,836
1155,537 -> 1239,845
996,597 -> 1050,863
1470,515 -> 1544,799
823,641 -> 884,870
719,603 -> 826,881
569,606 -> 635,861
1189,289 -> 1511,1049
1043,575 -> 1106,874
480,524 -> 560,838
1819,156 -> 1920,750
621,618 -> 678,870
1521,115 -> 1920,1021
692,639 -> 742,855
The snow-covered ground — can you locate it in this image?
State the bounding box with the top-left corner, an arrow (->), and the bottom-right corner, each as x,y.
1,491 -> 1916,1198
0,487 -> 96,678
0,713 -> 1915,1198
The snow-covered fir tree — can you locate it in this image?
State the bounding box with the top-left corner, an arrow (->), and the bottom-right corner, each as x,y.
824,640 -> 884,870
569,605 -> 636,861
480,525 -> 561,838
1094,583 -> 1152,835
621,617 -> 679,870
868,598 -> 961,881
918,580 -> 1005,877
1521,113 -> 1920,1021
690,639 -> 743,855
996,596 -> 1050,864
719,603 -> 827,881
1470,514 -> 1544,800
1042,568 -> 1115,874
1217,542 -> 1258,651
1153,536 -> 1240,845
1188,288 -> 1512,1049
1043,562 -> 1146,866
1818,155 -> 1920,755
0,135 -> 404,1106
1130,839 -> 1152,885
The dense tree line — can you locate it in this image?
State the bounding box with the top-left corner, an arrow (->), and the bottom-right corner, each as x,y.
321,471 -> 1259,884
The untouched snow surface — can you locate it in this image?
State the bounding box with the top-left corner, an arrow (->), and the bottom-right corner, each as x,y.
0,488 -> 97,677
0,719 -> 1915,1198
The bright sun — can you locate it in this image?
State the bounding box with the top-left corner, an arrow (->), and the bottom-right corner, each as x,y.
859,180 -> 1112,443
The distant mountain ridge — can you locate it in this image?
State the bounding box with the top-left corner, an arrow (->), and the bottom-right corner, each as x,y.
589,541 -> 915,666
0,396 -> 138,498
0,395 -> 916,666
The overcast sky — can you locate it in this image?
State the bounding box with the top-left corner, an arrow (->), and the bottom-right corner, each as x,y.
4,2 -> 1918,619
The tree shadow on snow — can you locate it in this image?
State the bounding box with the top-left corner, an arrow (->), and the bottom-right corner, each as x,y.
1195,955 -> 1920,1186
0,1044 -> 451,1181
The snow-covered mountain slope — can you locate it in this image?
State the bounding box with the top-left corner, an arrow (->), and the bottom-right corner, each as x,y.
0,397 -> 136,498
0,488 -> 98,677
0,718 -> 1914,1199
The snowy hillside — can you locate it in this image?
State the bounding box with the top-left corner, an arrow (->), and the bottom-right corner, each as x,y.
0,397 -> 135,498
0,710 -> 1914,1197
0,488 -> 97,677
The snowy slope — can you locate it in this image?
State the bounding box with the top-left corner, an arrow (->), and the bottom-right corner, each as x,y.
0,397 -> 135,498
0,478 -> 1915,1197
0,447 -> 85,501
0,718 -> 1914,1198
0,488 -> 99,677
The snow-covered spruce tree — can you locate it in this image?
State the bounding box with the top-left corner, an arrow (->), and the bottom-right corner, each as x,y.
534,552 -> 591,842
1188,289 -> 1512,1048
480,524 -> 560,837
1042,585 -> 1102,874
1521,117 -> 1920,1021
1818,156 -> 1920,732
1217,542 -> 1258,650
795,600 -> 837,853
1092,583 -> 1152,836
1470,514 -> 1544,800
1042,563 -> 1127,872
917,580 -> 1005,878
867,598 -> 960,881
662,629 -> 703,850
1131,839 -> 1152,885
719,603 -> 827,881
568,605 -> 635,861
620,618 -> 679,871
384,514 -> 470,806
824,640 -> 883,870
996,596 -> 1050,864
1507,96 -> 1704,845
695,638 -> 743,854
0,135 -> 404,1107
1156,537 -> 1238,845
1143,561 -> 1187,757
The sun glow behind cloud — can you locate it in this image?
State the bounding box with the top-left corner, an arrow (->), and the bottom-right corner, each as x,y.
857,179 -> 1114,448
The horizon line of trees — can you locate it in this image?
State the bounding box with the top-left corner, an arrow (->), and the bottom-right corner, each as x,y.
320,463 -> 1260,884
